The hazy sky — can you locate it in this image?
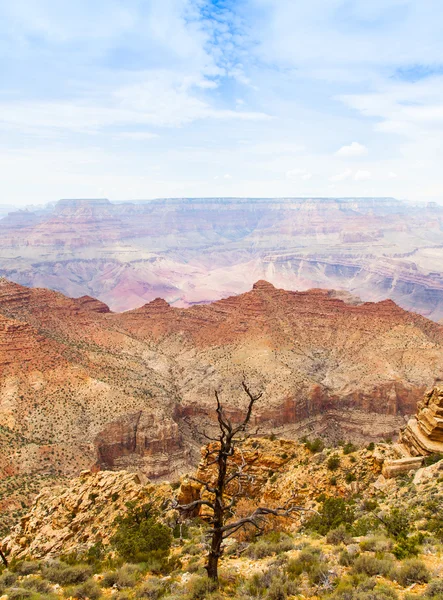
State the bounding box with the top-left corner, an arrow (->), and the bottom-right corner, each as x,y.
1,0 -> 443,206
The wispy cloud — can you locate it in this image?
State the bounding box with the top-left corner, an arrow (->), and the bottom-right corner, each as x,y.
335,142 -> 368,157
1,0 -> 443,204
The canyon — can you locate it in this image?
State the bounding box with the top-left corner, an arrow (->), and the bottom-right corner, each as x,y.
1,276 -> 443,492
1,197 -> 443,319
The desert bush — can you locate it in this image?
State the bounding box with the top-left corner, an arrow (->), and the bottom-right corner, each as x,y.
327,577 -> 398,600
352,554 -> 393,577
266,575 -> 298,600
187,575 -> 217,599
359,536 -> 392,553
286,546 -> 322,578
352,516 -> 380,537
392,535 -> 421,559
21,577 -> 53,594
0,569 -> 18,590
423,453 -> 443,467
12,561 -> 41,575
425,579 -> 443,597
245,532 -> 294,559
68,578 -> 102,599
328,455 -> 341,471
244,568 -> 297,599
339,550 -> 354,567
3,588 -> 33,600
381,509 -> 410,540
343,443 -> 357,455
395,559 -> 429,586
304,438 -> 325,453
306,497 -> 355,535
42,562 -> 92,585
113,564 -> 142,588
111,502 -> 172,565
136,578 -> 167,599
327,525 -> 353,545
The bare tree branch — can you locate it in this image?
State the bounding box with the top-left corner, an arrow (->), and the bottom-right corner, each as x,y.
175,381 -> 304,584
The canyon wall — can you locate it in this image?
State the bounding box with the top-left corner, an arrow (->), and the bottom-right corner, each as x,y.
1,197 -> 443,318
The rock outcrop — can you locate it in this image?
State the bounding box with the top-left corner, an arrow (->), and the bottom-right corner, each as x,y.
1,470 -> 172,560
400,384 -> 443,456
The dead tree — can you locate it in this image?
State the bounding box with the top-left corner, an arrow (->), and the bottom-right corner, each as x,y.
175,382 -> 303,583
0,547 -> 7,567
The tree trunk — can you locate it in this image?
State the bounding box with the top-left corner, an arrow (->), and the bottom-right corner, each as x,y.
206,528 -> 223,581
0,548 -> 8,567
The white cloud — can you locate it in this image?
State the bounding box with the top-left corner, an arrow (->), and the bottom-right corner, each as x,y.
286,168 -> 312,181
329,169 -> 352,182
354,170 -> 372,181
119,132 -> 159,140
335,142 -> 368,157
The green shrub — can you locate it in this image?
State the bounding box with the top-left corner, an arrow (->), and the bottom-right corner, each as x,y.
423,453 -> 443,467
392,535 -> 421,559
304,438 -> 325,453
12,561 -> 40,575
4,589 -> 33,600
381,509 -> 410,540
352,516 -> 380,537
111,502 -> 172,564
305,497 -> 355,535
136,578 -> 167,599
352,554 -> 393,577
343,443 -> 357,455
309,561 -> 331,585
245,532 -> 294,559
338,550 -> 354,567
395,559 -> 429,586
22,577 -> 53,594
425,579 -> 443,597
327,455 -> 341,471
345,472 -> 357,483
367,443 -> 375,451
266,575 -> 298,599
359,536 -> 392,553
286,547 -> 321,578
327,577 -> 398,600
0,569 -> 18,590
113,564 -> 142,588
42,562 -> 92,585
69,578 -> 102,599
326,525 -> 353,545
187,575 -> 217,599
245,568 -> 297,599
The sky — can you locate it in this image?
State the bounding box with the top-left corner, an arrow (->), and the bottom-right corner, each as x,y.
1,0 -> 443,206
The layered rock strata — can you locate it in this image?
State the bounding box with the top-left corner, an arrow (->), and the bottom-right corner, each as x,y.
400,384 -> 443,456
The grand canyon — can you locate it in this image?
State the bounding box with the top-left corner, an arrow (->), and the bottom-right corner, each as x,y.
2,275 -> 443,488
1,197 -> 443,319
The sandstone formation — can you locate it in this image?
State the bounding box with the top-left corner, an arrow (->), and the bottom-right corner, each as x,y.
2,470 -> 172,560
3,438 -> 382,560
2,197 -> 443,319
380,384 -> 443,478
400,384 -> 443,456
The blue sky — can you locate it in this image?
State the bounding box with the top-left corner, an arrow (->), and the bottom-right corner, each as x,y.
1,0 -> 443,205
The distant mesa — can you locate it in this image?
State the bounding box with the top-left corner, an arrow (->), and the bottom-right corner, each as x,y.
1,196 -> 443,318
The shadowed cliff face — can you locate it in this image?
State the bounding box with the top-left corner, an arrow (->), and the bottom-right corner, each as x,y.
0,277 -> 443,485
2,197 -> 443,319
